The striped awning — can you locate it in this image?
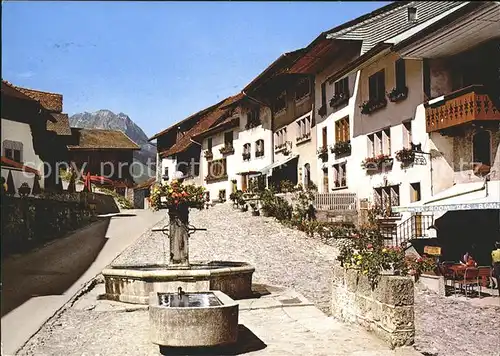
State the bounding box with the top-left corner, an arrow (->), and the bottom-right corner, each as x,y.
259,154 -> 299,175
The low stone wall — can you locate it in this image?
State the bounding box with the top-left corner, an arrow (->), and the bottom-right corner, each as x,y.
331,265 -> 415,348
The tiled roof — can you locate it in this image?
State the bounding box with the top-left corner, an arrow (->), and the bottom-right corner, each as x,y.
160,94 -> 243,157
13,86 -> 63,113
1,80 -> 39,103
149,99 -> 226,141
67,128 -> 140,150
47,113 -> 72,136
192,115 -> 239,141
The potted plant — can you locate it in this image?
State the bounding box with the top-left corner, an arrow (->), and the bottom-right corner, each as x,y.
204,150 -> 213,159
220,144 -> 235,155
360,97 -> 387,115
330,140 -> 351,156
255,149 -> 264,158
387,86 -> 408,102
149,180 -> 206,212
317,146 -> 328,162
242,152 -> 251,161
329,91 -> 349,108
395,147 -> 415,168
361,154 -> 393,171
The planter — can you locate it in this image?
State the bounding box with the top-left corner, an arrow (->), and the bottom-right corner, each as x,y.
242,153 -> 251,161
204,151 -> 213,160
387,87 -> 408,103
219,146 -> 235,155
360,98 -> 387,115
255,151 -> 264,158
395,148 -> 415,168
330,141 -> 351,157
330,92 -> 349,108
361,156 -> 393,173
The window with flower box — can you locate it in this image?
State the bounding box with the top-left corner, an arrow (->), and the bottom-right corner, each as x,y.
367,128 -> 391,157
246,108 -> 260,129
242,143 -> 251,161
220,131 -> 234,155
296,115 -> 311,143
275,127 -> 287,151
295,78 -> 310,102
333,162 -> 347,188
274,91 -> 286,115
331,77 -> 349,108
255,139 -> 264,157
369,70 -> 385,102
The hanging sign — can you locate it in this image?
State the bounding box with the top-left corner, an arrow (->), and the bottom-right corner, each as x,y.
424,246 -> 441,256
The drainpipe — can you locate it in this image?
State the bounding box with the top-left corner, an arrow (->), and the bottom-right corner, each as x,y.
423,173 -> 490,206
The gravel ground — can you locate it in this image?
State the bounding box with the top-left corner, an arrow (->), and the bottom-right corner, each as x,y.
414,285 -> 500,356
113,204 -> 338,314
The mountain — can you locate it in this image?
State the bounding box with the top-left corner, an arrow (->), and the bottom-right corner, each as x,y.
69,110 -> 156,183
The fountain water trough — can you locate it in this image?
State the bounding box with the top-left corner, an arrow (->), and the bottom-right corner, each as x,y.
102,205 -> 255,304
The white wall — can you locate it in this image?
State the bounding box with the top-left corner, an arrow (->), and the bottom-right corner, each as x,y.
160,156 -> 177,184
1,118 -> 45,192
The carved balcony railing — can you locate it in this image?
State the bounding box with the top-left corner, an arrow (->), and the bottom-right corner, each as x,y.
425,85 -> 500,133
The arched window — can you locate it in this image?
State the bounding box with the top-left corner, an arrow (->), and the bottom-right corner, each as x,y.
304,163 -> 311,189
472,130 -> 491,166
243,143 -> 251,161
255,139 -> 264,158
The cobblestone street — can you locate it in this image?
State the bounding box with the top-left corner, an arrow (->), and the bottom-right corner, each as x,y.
18,204 -> 500,355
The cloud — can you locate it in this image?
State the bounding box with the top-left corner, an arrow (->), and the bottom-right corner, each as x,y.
17,71 -> 35,79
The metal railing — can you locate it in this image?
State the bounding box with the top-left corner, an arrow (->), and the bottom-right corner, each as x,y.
313,192 -> 357,212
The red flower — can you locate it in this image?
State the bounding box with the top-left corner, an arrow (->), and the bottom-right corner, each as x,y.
367,243 -> 373,249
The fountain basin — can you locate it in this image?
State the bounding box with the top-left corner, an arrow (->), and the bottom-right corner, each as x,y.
102,261 -> 254,304
149,291 -> 238,347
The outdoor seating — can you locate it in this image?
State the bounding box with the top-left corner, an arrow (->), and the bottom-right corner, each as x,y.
477,266 -> 493,297
456,267 -> 480,298
437,261 -> 458,290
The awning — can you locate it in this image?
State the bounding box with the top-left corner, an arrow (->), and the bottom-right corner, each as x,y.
259,154 -> 299,175
393,180 -> 500,213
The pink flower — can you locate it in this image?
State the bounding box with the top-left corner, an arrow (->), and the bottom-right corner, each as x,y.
367,243 -> 373,249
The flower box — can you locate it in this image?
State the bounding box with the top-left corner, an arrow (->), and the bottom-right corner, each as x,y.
205,174 -> 228,183
330,140 -> 351,157
296,132 -> 311,144
204,150 -> 213,159
317,146 -> 328,162
318,105 -> 327,117
395,147 -> 415,168
242,152 -> 251,161
255,150 -> 264,158
219,145 -> 235,155
360,97 -> 387,115
361,154 -> 393,173
387,87 -> 408,103
330,91 -> 349,108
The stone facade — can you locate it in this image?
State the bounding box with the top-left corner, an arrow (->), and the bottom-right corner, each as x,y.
331,265 -> 415,348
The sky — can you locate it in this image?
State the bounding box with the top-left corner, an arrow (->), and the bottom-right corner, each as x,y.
2,1 -> 389,138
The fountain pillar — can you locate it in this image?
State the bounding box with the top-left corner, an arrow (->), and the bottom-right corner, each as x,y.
168,204 -> 190,268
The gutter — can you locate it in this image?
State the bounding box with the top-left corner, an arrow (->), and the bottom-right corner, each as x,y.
189,137 -> 202,146
242,90 -> 270,108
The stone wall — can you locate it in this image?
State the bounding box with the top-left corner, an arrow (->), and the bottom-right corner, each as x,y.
331,265 -> 415,348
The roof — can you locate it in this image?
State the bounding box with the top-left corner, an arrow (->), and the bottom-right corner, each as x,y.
67,128 -> 140,151
134,177 -> 156,190
149,99 -> 227,141
160,94 -> 243,157
47,113 -> 72,136
1,156 -> 40,176
192,115 -> 239,141
1,80 -> 39,103
393,180 -> 500,213
242,48 -> 306,93
13,85 -> 63,113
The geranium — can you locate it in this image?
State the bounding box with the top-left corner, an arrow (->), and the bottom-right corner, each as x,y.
149,180 -> 206,211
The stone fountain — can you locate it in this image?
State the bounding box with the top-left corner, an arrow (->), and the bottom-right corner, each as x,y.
102,191 -> 255,305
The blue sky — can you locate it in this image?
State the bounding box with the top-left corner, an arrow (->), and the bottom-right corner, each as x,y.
2,1 -> 389,138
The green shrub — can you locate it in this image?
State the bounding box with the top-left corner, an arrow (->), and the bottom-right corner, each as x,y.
98,188 -> 133,209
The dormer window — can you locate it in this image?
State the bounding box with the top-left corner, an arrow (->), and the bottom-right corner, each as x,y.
407,7 -> 418,22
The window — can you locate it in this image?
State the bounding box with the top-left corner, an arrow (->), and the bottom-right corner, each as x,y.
219,190 -> 226,202
224,131 -> 233,147
395,59 -> 406,91
295,78 -> 310,101
473,131 -> 491,166
322,127 -> 327,148
402,121 -> 412,149
243,143 -> 251,161
255,139 -> 264,157
408,7 -> 418,22
334,77 -> 349,95
321,82 -> 327,108
207,138 -> 213,151
368,70 -> 385,101
304,163 -> 311,189
207,158 -> 227,179
246,108 -> 260,129
333,162 -> 347,188
2,140 -> 23,163
374,185 -> 400,209
275,127 -> 287,149
335,117 -> 350,143
163,167 -> 169,179
274,91 -> 286,114
296,116 -> 311,141
367,128 -> 391,156
410,182 -> 421,203
323,167 -> 329,192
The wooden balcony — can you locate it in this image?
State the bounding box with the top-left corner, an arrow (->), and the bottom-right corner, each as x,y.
425,85 -> 500,133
